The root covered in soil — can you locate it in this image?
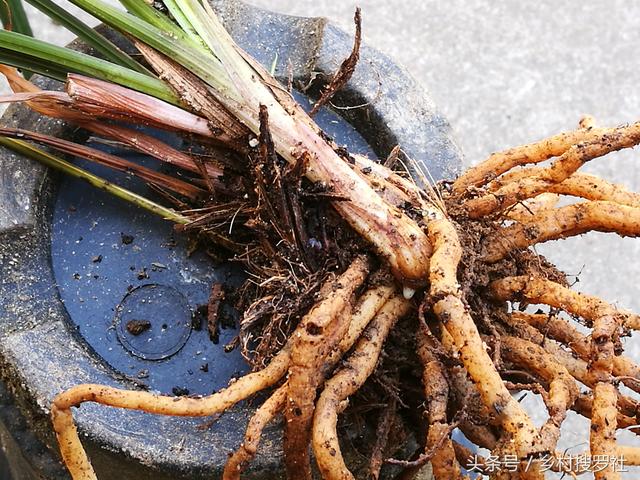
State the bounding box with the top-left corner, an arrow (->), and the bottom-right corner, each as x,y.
48,111 -> 640,479
3,3 -> 640,479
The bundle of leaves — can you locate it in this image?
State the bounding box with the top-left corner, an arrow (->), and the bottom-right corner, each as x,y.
2,1 -> 640,479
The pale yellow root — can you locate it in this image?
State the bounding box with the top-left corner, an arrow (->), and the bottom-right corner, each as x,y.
573,393 -> 639,431
483,201 -> 640,262
443,341 -> 499,450
511,321 -> 592,390
51,346 -> 291,480
504,313 -> 637,428
501,336 -> 578,452
490,276 -> 640,329
223,283 -> 393,478
222,384 -> 287,480
335,285 -> 395,360
51,406 -> 94,480
504,311 -> 640,420
484,165 -> 541,191
284,256 -> 370,480
452,120 -> 606,194
462,121 -> 640,218
311,295 -> 410,480
427,219 -> 540,471
505,193 -> 560,222
487,170 -> 640,211
512,312 -> 640,391
590,315 -> 621,480
416,321 -> 466,480
549,173 -> 640,208
575,372 -> 638,421
616,445 -> 640,465
54,353 -> 289,416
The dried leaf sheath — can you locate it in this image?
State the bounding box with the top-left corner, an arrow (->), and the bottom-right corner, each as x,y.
66,74 -> 217,138
0,126 -> 205,199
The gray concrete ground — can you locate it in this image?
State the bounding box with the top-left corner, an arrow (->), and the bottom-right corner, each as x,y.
5,1 -> 640,477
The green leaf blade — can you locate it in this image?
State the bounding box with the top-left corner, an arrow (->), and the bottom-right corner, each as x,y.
0,0 -> 34,78
118,0 -> 186,39
24,0 -> 149,74
0,29 -> 177,103
0,136 -> 189,224
67,0 -> 236,99
0,0 -> 33,37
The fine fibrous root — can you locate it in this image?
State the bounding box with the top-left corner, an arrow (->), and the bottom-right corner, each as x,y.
284,256 -> 371,480
312,295 -> 410,480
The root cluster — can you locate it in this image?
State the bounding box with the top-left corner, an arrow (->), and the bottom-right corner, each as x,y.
47,114 -> 640,480
4,5 -> 640,477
